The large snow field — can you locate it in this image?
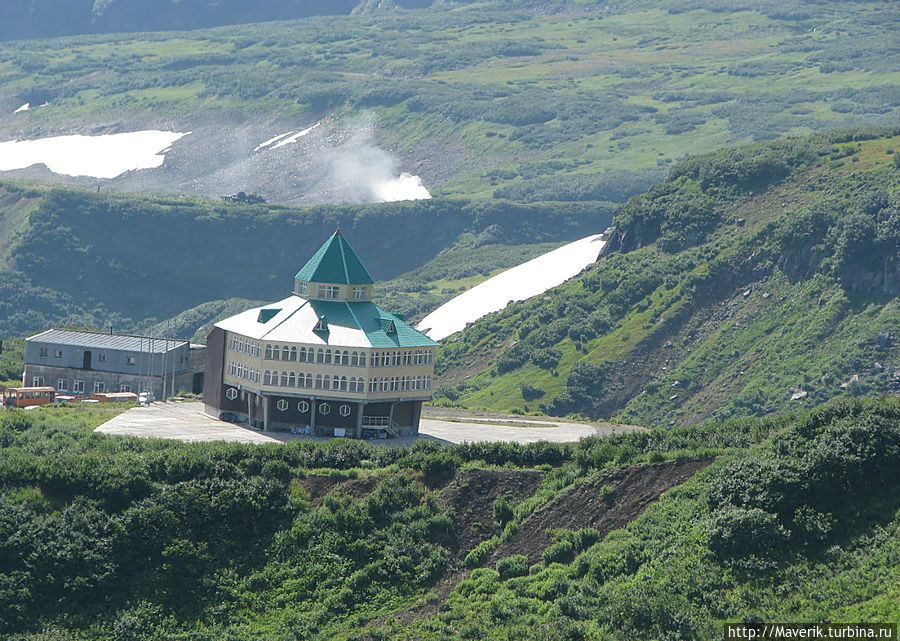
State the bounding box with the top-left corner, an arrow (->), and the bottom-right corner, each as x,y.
416,234 -> 606,341
0,130 -> 189,179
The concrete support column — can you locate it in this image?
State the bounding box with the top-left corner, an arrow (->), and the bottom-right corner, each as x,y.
310,396 -> 317,434
355,401 -> 364,439
262,395 -> 268,432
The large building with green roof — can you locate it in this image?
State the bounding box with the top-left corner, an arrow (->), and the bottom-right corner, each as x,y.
203,231 -> 439,437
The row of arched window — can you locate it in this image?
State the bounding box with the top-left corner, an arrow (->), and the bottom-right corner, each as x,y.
370,350 -> 434,367
227,361 -> 260,383
368,376 -> 432,392
229,337 -> 260,357
264,345 -> 367,367
263,370 -> 366,393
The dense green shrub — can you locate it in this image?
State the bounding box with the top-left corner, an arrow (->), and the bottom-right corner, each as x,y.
496,554 -> 529,580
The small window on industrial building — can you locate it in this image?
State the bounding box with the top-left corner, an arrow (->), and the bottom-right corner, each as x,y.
225,387 -> 238,400
120,385 -> 132,393
57,378 -> 68,391
93,382 -> 105,393
98,353 -> 107,362
73,380 -> 85,393
54,349 -> 63,358
339,404 -> 351,417
276,399 -> 288,412
127,356 -> 136,365
298,400 -> 310,413
32,376 -> 45,387
319,402 -> 331,415
39,347 -> 48,357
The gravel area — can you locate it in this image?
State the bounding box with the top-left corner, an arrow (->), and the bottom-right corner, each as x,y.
95,401 -> 643,445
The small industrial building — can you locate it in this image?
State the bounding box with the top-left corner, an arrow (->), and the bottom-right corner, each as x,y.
203,230 -> 439,437
24,329 -> 205,400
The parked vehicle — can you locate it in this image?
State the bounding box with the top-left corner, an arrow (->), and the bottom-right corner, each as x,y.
2,386 -> 56,408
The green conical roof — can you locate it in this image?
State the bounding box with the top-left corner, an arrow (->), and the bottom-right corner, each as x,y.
295,231 -> 375,285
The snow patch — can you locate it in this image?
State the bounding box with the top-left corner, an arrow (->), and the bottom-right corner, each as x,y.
14,103 -> 30,113
253,131 -> 294,152
417,235 -> 607,341
271,123 -> 320,149
0,130 -> 190,179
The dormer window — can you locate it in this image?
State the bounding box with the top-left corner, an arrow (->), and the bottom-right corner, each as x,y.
319,285 -> 339,299
353,286 -> 366,300
297,282 -> 308,296
315,316 -> 328,332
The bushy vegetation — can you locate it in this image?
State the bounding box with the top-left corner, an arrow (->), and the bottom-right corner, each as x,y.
408,398 -> 900,640
1,396 -> 898,639
436,129 -> 900,426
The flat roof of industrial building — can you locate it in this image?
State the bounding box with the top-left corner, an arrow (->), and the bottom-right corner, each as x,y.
27,329 -> 189,354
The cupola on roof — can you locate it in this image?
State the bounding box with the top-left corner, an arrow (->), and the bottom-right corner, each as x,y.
295,230 -> 375,286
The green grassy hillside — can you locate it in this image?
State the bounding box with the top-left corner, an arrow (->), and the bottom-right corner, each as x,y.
436,128 -> 900,427
2,0 -> 897,201
0,182 -> 612,337
0,396 -> 897,639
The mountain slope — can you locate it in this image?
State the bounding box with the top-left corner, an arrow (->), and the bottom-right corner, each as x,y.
1,1 -> 897,204
436,127 -> 900,427
0,183 -> 612,337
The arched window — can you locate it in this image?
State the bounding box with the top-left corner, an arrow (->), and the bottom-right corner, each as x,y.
299,347 -> 307,362
315,374 -> 323,389
340,376 -> 348,391
370,378 -> 378,393
324,349 -> 332,364
279,371 -> 287,386
331,376 -> 340,391
264,370 -> 271,385
402,376 -> 410,391
306,374 -> 313,388
265,345 -> 273,360
350,352 -> 358,367
413,376 -> 421,390
425,376 -> 431,390
290,346 -> 297,361
281,346 -> 289,361
359,352 -> 367,367
288,372 -> 296,387
323,375 -> 331,390
316,349 -> 325,364
382,378 -> 390,392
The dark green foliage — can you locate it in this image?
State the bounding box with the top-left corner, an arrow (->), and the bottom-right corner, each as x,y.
496,554 -> 529,580
492,496 -> 514,526
419,451 -> 460,489
542,540 -> 574,565
707,399 -> 900,568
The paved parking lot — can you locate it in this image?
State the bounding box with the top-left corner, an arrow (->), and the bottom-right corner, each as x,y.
95,401 -> 641,445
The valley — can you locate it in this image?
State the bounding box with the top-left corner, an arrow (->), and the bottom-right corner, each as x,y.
0,2 -> 898,639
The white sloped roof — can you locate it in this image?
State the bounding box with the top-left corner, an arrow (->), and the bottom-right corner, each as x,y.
214,295 -> 371,347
